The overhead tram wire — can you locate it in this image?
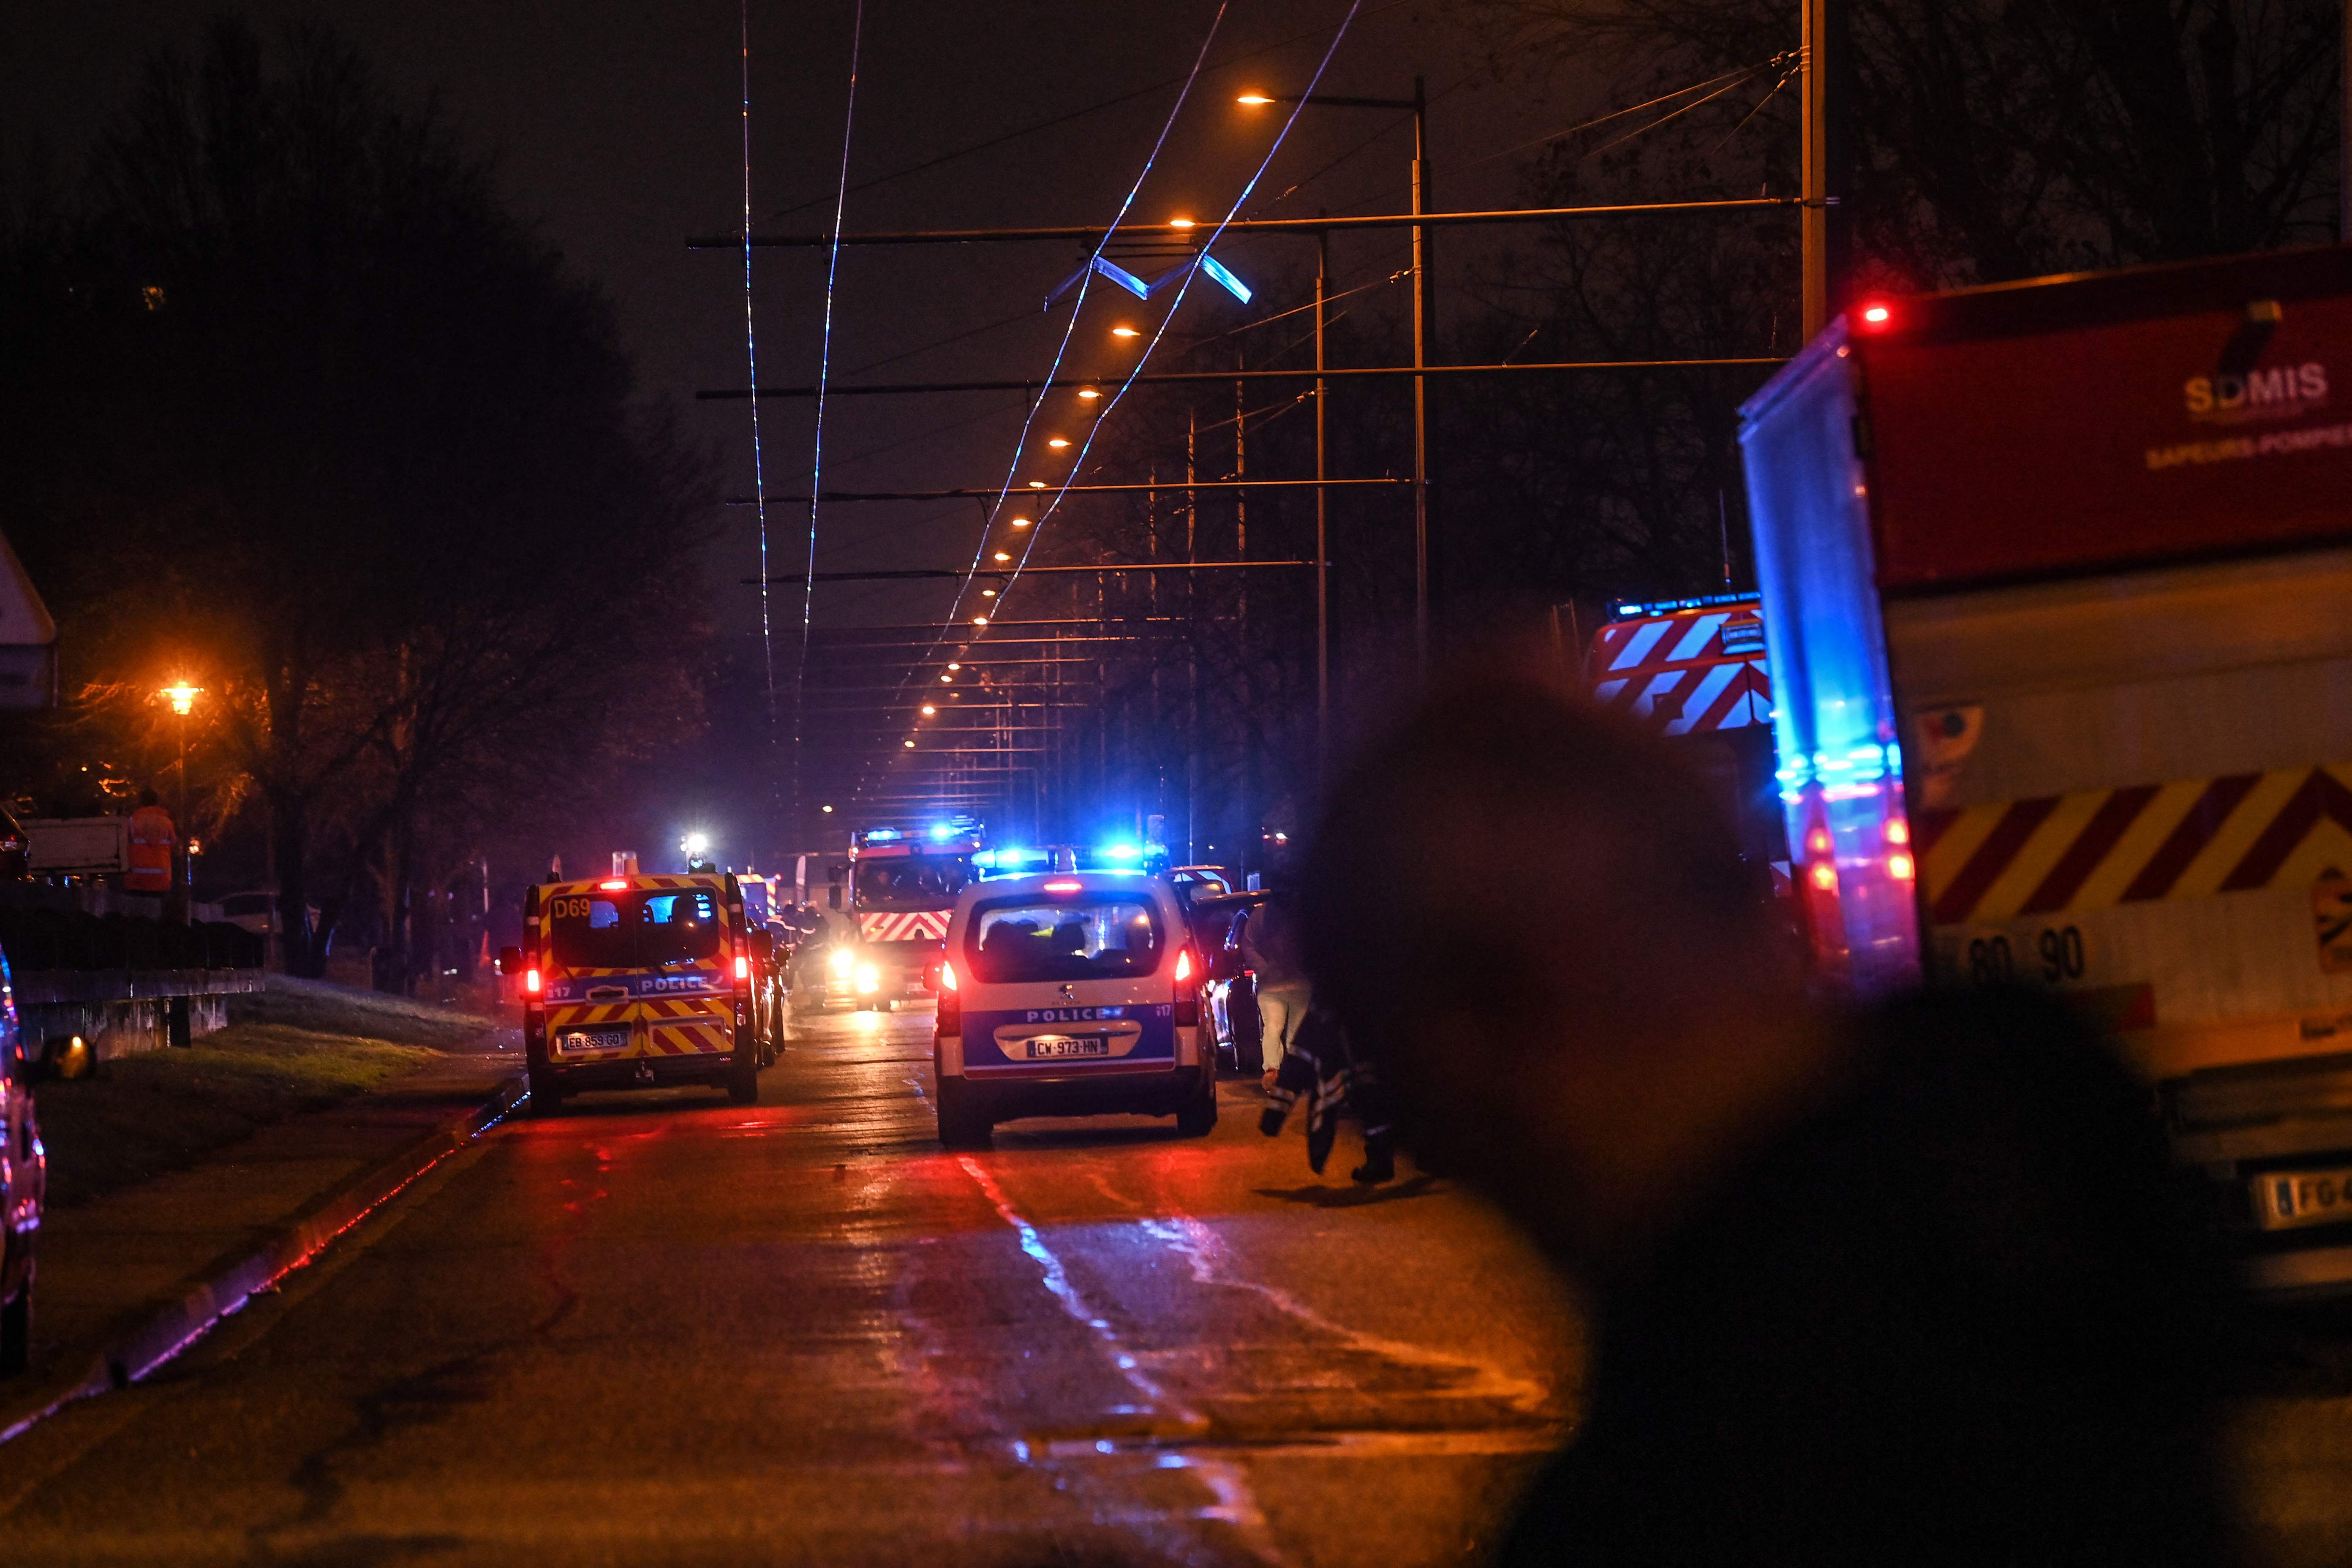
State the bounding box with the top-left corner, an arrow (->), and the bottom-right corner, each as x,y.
990,0 -> 1368,618
882,1 -> 1372,811
738,0 -> 777,740
796,0 -> 866,798
854,5 -> 1233,800
763,0 -> 1417,222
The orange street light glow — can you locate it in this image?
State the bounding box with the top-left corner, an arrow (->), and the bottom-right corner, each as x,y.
159,682 -> 202,716
993,552 -> 1011,562
946,662 -> 961,670
1046,437 -> 1070,449
1111,325 -> 1139,338
920,704 -> 937,716
1169,217 -> 1195,229
981,588 -> 997,597
972,615 -> 989,625
903,739 -> 915,748
1077,388 -> 1100,400
1027,480 -> 1047,488
939,675 -> 953,683
1236,93 -> 1272,105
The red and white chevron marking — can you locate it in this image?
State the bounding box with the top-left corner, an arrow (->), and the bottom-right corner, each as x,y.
858,909 -> 951,943
1589,605 -> 1772,736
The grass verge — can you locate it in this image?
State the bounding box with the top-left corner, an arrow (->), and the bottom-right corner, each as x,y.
35,977 -> 501,1209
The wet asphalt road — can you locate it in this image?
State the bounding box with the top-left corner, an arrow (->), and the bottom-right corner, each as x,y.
0,1003 -> 1581,1566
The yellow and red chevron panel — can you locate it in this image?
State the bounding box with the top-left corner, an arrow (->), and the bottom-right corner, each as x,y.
1589,604 -> 1772,736
644,1006 -> 724,1053
858,909 -> 950,942
1917,762 -> 2352,926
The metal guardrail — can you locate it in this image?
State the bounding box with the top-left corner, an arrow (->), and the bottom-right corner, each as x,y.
12,968 -> 267,1007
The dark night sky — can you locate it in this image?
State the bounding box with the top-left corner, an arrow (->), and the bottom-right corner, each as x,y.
3,0 -> 1595,853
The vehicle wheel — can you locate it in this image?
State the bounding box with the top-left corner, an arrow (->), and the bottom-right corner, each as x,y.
727,1056 -> 760,1105
1175,1066 -> 1218,1137
935,1077 -> 991,1149
1236,1024 -> 1263,1077
0,1277 -> 27,1377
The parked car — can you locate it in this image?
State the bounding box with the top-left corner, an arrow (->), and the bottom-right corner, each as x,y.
0,805 -> 27,880
1188,890 -> 1267,1075
0,939 -> 46,1374
931,870 -> 1214,1147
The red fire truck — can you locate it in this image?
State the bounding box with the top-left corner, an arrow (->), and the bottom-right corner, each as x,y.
1741,245 -> 2352,1293
1586,593 -> 1788,891
817,818 -> 983,1009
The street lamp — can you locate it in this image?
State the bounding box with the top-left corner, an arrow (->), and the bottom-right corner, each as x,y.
156,681 -> 202,907
1240,79 -> 1436,680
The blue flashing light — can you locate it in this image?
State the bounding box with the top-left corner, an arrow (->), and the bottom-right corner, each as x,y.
1100,843 -> 1143,861
1196,253 -> 1253,304
1607,591 -> 1760,621
929,822 -> 954,842
1094,256 -> 1152,300
863,827 -> 901,843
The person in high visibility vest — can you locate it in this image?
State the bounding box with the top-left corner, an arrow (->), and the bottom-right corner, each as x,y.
126,788 -> 175,893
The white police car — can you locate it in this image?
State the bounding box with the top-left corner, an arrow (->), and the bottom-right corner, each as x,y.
931,871 -> 1214,1147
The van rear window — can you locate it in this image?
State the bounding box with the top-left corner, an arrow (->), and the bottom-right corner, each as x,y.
547,889 -> 724,969
966,896 -> 1161,984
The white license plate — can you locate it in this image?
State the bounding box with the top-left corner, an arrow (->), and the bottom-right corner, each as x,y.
562,1030 -> 629,1053
2252,1165 -> 2352,1230
1025,1035 -> 1110,1060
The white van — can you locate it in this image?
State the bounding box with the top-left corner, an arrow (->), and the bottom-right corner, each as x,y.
931,871 -> 1216,1147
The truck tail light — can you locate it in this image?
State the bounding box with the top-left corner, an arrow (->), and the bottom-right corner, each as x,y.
1886,852 -> 1916,882
525,966 -> 542,994
734,954 -> 750,982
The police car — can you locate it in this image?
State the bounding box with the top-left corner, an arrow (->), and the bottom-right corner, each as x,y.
931,870 -> 1215,1147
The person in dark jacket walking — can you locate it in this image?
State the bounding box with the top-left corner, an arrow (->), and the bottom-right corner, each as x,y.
1297,661 -> 2240,1566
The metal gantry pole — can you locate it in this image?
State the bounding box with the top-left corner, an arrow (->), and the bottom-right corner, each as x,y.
1315,226 -> 1330,776
1410,76 -> 1432,675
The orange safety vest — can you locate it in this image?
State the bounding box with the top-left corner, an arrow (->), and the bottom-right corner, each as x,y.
126,805 -> 175,892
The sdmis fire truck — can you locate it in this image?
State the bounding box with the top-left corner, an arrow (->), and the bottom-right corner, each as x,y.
807,818 -> 983,1010
1586,594 -> 1788,890
1741,245 -> 2352,1294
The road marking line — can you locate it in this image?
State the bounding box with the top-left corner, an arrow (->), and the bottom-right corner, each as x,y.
955,1156 -> 1290,1565
1135,1214 -> 1555,1418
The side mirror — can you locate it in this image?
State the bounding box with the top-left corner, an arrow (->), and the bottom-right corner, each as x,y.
496,945 -> 523,976
750,929 -> 776,963
828,863 -> 846,884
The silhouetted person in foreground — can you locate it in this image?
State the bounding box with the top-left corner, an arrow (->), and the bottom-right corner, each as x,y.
1297,665 -> 2238,1566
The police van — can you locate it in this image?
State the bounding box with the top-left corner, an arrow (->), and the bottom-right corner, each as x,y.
931,870 -> 1214,1147
504,872 -> 761,1110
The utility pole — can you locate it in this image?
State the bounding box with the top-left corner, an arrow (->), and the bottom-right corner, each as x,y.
2343,0 -> 2352,242
1315,226 -> 1330,776
1800,0 -> 1850,338
1410,75 -> 1434,673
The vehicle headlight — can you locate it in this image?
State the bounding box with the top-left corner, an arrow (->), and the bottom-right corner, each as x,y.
828,947 -> 856,977
854,964 -> 881,994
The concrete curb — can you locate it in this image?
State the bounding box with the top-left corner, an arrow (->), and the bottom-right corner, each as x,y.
0,1072 -> 529,1445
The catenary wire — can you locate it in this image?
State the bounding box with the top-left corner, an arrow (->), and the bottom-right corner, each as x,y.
855,4 -> 1234,789
798,0 -> 867,789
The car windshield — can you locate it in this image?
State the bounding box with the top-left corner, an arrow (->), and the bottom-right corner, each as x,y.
547,888 -> 726,969
854,855 -> 972,910
966,895 -> 1162,984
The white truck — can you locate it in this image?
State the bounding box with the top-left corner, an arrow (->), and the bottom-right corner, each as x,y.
1741,245 -> 2352,1293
